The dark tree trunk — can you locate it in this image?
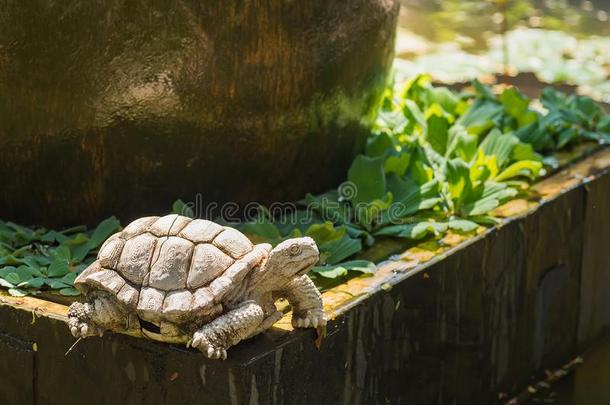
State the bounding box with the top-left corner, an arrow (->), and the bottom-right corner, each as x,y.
0,0 -> 400,226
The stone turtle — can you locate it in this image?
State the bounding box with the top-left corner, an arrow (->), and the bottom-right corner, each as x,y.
67,214 -> 325,359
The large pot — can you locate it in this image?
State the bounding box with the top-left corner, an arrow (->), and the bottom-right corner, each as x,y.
0,1 -> 399,226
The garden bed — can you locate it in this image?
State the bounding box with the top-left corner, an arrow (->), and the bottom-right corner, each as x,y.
1,146 -> 609,404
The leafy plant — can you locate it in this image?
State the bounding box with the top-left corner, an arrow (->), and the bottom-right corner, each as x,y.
0,217 -> 120,297
1,74 -> 609,295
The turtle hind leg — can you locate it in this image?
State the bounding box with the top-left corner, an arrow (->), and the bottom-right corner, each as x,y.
68,302 -> 104,338
191,301 -> 264,360
68,292 -> 132,338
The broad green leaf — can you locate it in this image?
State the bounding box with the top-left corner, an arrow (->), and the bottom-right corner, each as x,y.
470,149 -> 499,184
424,86 -> 459,115
311,260 -> 376,279
320,237 -> 363,266
172,199 -> 195,218
448,219 -> 479,233
310,266 -> 348,279
63,233 -> 89,246
366,132 -> 394,157
47,260 -> 70,278
0,278 -> 15,288
495,160 -> 543,182
41,230 -> 69,244
375,110 -> 409,135
88,216 -> 121,249
59,287 -> 81,296
8,288 -> 27,297
403,99 -> 427,131
445,158 -> 472,211
479,129 -> 517,169
355,192 -> 393,231
3,272 -> 21,285
45,279 -> 70,289
305,222 -> 348,247
13,266 -> 33,283
500,87 -> 538,127
305,191 -> 349,226
18,277 -> 45,289
384,153 -> 411,176
461,182 -> 518,216
556,127 -> 579,149
241,219 -> 282,244
347,155 -> 386,206
337,260 -> 376,274
375,221 -> 448,240
60,272 -> 78,285
425,112 -> 450,156
457,99 -> 503,135
382,177 -> 441,225
446,125 -> 477,162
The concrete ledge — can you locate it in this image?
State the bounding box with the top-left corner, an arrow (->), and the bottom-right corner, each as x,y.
1,148 -> 610,404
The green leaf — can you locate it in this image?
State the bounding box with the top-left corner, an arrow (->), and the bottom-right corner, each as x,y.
382,176 -> 441,224
172,199 -> 195,218
241,219 -> 282,244
366,132 -> 394,157
384,153 -> 411,177
347,155 -> 386,206
3,272 -> 21,285
0,278 -> 15,288
41,230 -> 69,244
311,260 -> 376,279
424,86 -> 459,115
448,219 -> 479,233
403,99 -> 427,130
59,287 -> 81,296
375,221 -> 448,240
47,260 -> 70,278
320,236 -> 363,265
495,160 -> 543,182
305,191 -> 350,226
88,216 -> 121,249
461,182 -> 518,216
446,125 -> 478,162
500,87 -> 538,127
457,99 -> 503,135
445,158 -> 472,212
45,279 -> 70,289
8,288 -> 27,297
425,112 -> 450,156
556,127 -> 579,149
305,222 -> 346,246
480,129 -> 518,169
13,266 -> 33,282
18,277 -> 45,289
311,265 -> 348,279
60,272 -> 78,285
472,79 -> 496,100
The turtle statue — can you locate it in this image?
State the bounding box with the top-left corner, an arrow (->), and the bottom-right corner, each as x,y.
67,214 -> 326,359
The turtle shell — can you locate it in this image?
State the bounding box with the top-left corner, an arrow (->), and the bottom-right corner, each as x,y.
74,214 -> 270,322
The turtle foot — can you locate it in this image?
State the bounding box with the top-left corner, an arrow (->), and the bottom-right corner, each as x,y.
67,302 -> 103,338
191,330 -> 227,360
292,308 -> 327,329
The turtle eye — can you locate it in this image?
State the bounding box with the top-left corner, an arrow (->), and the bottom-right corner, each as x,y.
288,244 -> 302,256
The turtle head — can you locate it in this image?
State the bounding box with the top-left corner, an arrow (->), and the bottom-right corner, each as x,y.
261,237 -> 319,285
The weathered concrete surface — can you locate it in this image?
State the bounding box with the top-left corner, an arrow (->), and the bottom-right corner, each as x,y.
0,148 -> 609,404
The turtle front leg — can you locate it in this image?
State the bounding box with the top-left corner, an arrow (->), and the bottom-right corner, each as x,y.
68,293 -> 133,338
191,301 -> 264,360
282,274 -> 326,329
